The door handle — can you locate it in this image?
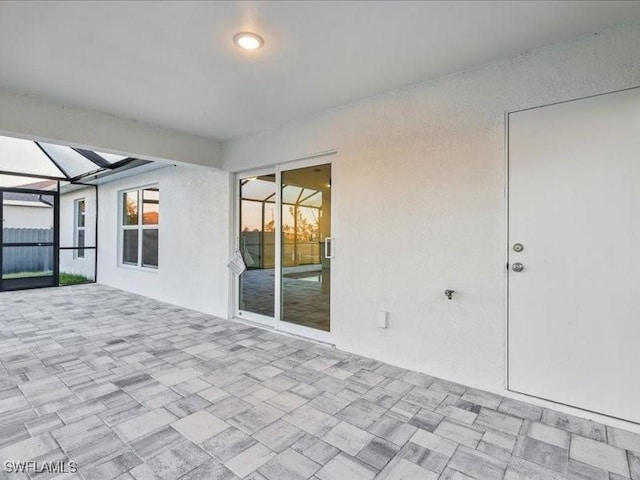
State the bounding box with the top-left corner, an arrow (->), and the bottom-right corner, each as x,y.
325,237 -> 334,259
511,262 -> 524,272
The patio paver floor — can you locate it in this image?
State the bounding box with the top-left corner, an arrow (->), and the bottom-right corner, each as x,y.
0,284 -> 638,480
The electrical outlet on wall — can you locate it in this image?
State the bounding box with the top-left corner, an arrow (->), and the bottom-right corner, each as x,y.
376,310 -> 388,329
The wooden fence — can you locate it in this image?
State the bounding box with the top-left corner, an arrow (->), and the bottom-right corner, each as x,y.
2,228 -> 54,274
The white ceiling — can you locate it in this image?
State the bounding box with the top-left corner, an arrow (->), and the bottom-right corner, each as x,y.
0,1 -> 639,141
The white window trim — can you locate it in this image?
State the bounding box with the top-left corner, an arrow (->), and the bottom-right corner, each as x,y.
74,198 -> 86,259
118,185 -> 159,271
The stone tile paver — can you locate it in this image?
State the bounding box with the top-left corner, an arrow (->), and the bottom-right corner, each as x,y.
170,409 -> 229,443
0,284 -> 637,480
526,421 -> 571,449
570,435 -> 630,477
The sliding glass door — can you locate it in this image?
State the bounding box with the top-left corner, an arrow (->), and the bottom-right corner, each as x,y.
235,158 -> 333,341
238,173 -> 277,322
280,163 -> 331,332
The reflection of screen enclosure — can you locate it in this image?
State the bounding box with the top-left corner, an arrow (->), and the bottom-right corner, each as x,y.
281,164 -> 331,332
239,175 -> 276,317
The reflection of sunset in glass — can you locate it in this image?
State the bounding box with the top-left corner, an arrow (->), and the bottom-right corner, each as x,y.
143,188 -> 159,225
123,191 -> 138,225
143,211 -> 159,224
241,200 -> 274,232
123,188 -> 159,226
282,206 -> 319,241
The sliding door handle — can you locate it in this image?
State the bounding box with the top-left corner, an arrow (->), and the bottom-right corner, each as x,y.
325,237 -> 334,259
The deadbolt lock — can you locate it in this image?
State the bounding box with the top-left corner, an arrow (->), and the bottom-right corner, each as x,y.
511,262 -> 524,272
513,243 -> 524,253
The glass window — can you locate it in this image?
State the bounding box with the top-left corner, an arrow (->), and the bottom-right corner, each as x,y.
94,152 -> 128,164
239,176 -> 276,318
77,230 -> 85,256
0,134 -> 135,181
120,186 -> 159,269
0,136 -> 65,178
122,230 -> 139,265
75,198 -> 86,259
123,191 -> 138,225
142,188 -> 159,225
142,229 -> 159,268
77,199 -> 86,227
38,143 -> 100,178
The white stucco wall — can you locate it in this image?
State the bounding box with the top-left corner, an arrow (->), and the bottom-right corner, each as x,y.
222,23 -> 640,429
96,165 -> 231,318
60,187 -> 97,280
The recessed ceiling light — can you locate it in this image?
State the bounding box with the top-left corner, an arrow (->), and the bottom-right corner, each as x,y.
233,32 -> 264,51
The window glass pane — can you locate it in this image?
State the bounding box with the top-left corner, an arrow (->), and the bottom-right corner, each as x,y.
142,188 -> 159,225
242,175 -> 276,201
77,200 -> 86,227
282,185 -> 303,205
142,229 -> 158,268
38,143 -> 100,178
123,191 -> 138,225
0,136 -> 65,178
238,176 -> 276,318
95,152 -> 128,164
77,230 -> 85,258
123,230 -> 138,265
299,189 -> 321,207
281,163 -> 331,332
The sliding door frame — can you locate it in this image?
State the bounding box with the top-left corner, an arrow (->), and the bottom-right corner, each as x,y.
232,154 -> 334,344
234,166 -> 278,329
274,156 -> 333,343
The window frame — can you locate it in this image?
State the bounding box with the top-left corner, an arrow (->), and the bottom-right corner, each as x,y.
74,198 -> 86,259
119,184 -> 159,271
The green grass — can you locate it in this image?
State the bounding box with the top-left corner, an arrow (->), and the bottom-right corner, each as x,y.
3,271 -> 53,279
2,271 -> 92,286
59,272 -> 92,286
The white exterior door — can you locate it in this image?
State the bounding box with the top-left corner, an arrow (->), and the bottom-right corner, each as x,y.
508,87 -> 640,423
